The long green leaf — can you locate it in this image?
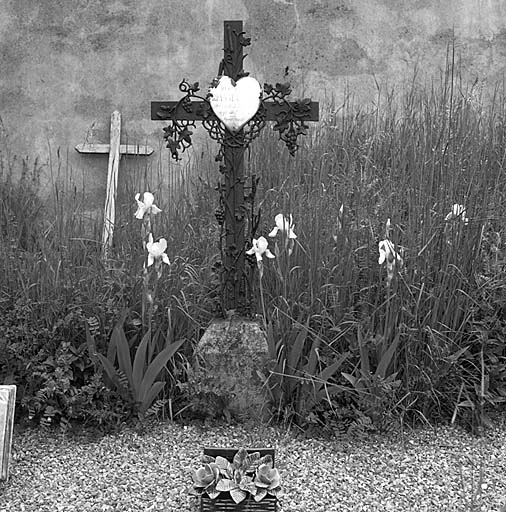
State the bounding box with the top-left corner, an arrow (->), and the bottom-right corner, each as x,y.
132,329 -> 151,397
266,322 -> 276,359
138,338 -> 185,403
287,323 -> 307,375
315,383 -> 349,400
341,371 -> 365,391
85,323 -> 99,367
96,353 -> 127,394
304,336 -> 321,377
106,328 -> 117,363
376,333 -> 401,379
138,381 -> 165,415
107,310 -> 128,362
447,345 -> 469,362
112,325 -> 133,389
96,353 -> 117,382
319,351 -> 349,383
357,326 -> 370,377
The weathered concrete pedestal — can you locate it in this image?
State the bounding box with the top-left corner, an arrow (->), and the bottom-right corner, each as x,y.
0,385 -> 16,481
190,318 -> 271,422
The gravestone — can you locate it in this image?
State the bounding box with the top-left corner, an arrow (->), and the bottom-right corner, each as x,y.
151,21 -> 318,421
194,316 -> 271,421
0,385 -> 16,481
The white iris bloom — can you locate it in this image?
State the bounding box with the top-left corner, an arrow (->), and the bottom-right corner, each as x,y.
146,233 -> 170,267
378,239 -> 403,286
134,192 -> 162,219
444,204 -> 469,225
378,239 -> 403,265
268,214 -> 297,239
246,236 -> 275,262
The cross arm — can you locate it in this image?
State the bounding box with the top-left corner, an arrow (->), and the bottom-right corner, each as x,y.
151,100 -> 319,122
151,101 -> 207,121
75,143 -> 154,155
263,100 -> 319,122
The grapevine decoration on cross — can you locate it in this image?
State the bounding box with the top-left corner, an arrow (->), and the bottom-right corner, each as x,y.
151,20 -> 319,316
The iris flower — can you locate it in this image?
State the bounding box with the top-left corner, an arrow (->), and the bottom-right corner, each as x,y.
337,204 -> 344,232
146,233 -> 170,266
385,218 -> 392,238
268,214 -> 297,239
134,192 -> 162,219
378,239 -> 403,286
444,204 -> 469,225
333,205 -> 345,243
246,237 -> 275,262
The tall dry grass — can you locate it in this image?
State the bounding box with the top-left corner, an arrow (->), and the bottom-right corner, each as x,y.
241,64 -> 506,428
1,59 -> 505,430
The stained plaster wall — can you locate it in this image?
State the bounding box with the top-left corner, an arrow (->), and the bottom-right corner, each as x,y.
1,0 -> 506,211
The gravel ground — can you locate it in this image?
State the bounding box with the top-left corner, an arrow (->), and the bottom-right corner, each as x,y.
0,419 -> 505,512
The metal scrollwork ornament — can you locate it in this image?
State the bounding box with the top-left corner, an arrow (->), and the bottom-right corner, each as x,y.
263,83 -> 312,155
160,78 -> 314,159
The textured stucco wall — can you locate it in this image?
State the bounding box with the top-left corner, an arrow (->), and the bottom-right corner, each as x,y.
1,0 -> 506,206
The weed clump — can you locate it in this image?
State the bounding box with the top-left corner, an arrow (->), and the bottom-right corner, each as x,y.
1,66 -> 505,433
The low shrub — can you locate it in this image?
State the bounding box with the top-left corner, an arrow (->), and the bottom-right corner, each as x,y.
1,61 -> 506,432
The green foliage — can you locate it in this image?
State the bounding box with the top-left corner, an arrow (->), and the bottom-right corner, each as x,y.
247,61 -> 506,430
21,343 -> 126,433
261,314 -> 349,424
445,308 -> 506,430
341,327 -> 402,427
0,147 -> 211,428
0,298 -> 128,432
88,315 -> 186,418
2,59 -> 506,431
177,382 -> 234,422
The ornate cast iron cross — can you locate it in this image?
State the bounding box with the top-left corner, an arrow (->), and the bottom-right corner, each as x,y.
151,20 -> 319,316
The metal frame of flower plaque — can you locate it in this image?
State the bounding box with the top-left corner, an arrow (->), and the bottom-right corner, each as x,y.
151,20 -> 319,316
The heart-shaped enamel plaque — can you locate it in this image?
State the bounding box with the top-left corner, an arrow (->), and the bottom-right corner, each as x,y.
209,76 -> 262,132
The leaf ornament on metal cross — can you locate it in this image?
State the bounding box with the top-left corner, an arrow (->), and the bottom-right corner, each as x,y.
159,79 -> 203,160
264,82 -> 312,155
158,75 -> 315,160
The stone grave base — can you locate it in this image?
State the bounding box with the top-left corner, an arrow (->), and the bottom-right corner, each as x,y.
189,317 -> 271,423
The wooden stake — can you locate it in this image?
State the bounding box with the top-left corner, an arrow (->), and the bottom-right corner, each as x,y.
75,111 -> 154,259
102,111 -> 121,257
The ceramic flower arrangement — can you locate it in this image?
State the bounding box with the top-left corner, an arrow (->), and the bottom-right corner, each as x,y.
192,448 -> 281,504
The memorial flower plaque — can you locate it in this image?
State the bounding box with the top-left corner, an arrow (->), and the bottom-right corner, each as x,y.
193,447 -> 279,512
0,385 -> 16,481
209,76 -> 262,133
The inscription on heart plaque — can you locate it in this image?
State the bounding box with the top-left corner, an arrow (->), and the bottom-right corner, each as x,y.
209,76 -> 262,132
